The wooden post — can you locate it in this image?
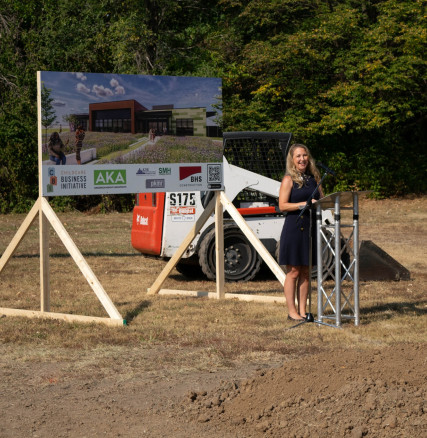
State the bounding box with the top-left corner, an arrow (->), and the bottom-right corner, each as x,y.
148,194 -> 216,295
37,71 -> 50,312
41,198 -> 122,320
220,192 -> 286,285
40,205 -> 50,312
215,191 -> 225,299
0,307 -> 124,327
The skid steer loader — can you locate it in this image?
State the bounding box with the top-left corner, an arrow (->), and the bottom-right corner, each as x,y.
131,132 -> 335,282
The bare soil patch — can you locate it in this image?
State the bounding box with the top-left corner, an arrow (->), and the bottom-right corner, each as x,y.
0,196 -> 426,437
1,344 -> 425,437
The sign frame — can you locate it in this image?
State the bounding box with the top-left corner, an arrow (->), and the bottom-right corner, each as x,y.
39,71 -> 224,196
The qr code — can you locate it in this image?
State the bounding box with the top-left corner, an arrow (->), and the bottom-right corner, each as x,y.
207,164 -> 222,183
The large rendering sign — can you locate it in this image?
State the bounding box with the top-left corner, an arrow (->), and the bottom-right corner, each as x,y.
38,71 -> 223,196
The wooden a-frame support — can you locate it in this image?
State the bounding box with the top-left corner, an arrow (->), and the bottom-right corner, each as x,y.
0,71 -> 123,327
148,191 -> 286,303
0,197 -> 124,326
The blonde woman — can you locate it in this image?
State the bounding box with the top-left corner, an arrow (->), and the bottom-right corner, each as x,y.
278,144 -> 323,321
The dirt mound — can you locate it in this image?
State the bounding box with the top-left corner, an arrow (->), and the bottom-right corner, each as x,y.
1,343 -> 426,437
177,344 -> 426,437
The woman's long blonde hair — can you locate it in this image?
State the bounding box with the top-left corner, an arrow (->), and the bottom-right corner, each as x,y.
286,143 -> 321,188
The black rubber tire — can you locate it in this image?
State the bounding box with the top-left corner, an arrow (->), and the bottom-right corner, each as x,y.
198,223 -> 262,282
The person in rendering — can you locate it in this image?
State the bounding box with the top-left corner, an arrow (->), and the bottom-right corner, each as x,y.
75,125 -> 85,165
278,144 -> 323,321
48,132 -> 66,165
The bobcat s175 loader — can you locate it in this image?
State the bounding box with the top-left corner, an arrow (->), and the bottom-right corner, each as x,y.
131,132 -> 334,281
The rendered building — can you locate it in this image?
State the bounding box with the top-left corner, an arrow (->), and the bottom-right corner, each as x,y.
71,100 -> 220,137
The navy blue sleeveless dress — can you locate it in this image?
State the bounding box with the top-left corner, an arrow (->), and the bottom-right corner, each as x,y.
279,175 -> 320,266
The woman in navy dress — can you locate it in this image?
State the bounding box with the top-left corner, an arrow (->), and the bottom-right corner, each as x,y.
279,144 -> 323,321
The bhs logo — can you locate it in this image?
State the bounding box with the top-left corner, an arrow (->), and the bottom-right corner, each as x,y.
179,166 -> 202,181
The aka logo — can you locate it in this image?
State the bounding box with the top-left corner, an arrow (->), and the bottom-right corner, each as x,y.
179,166 -> 202,182
94,169 -> 126,186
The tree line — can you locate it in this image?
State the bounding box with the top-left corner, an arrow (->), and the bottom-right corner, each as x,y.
0,0 -> 425,212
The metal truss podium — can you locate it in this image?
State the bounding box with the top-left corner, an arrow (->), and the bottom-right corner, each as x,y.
315,191 -> 370,327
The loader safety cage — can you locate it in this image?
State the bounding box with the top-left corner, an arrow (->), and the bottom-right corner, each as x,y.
223,131 -> 292,182
220,131 -> 292,210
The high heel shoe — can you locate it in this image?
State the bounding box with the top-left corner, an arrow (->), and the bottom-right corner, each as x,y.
287,315 -> 305,322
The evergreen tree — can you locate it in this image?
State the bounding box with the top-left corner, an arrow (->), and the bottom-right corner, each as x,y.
41,84 -> 56,146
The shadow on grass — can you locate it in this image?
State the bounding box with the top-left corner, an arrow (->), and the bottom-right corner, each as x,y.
168,261 -> 282,283
124,300 -> 151,324
360,300 -> 427,320
168,273 -> 207,282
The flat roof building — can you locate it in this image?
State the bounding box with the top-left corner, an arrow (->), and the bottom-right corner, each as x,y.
69,99 -> 220,137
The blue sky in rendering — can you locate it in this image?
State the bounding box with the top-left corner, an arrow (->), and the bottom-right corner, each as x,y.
40,71 -> 222,126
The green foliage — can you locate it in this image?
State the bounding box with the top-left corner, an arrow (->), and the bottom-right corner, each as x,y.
0,0 -> 426,213
48,194 -> 134,213
217,0 -> 427,197
98,194 -> 135,213
49,196 -> 76,212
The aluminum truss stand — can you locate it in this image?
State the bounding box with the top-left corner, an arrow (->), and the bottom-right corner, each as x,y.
315,191 -> 370,327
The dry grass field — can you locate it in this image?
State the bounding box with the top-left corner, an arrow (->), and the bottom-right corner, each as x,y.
0,196 -> 426,437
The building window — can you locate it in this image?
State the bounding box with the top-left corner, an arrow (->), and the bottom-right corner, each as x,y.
176,118 -> 194,136
92,108 -> 132,132
123,119 -> 131,132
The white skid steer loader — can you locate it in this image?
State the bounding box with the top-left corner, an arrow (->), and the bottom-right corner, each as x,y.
131,132 -> 335,281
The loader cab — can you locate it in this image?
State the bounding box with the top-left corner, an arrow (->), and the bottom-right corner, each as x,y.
222,131 -> 292,213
